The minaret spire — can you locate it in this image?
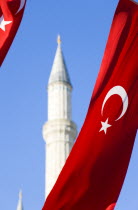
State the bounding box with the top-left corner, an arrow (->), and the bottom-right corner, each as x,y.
48,35 -> 71,86
43,36 -> 77,198
16,190 -> 23,210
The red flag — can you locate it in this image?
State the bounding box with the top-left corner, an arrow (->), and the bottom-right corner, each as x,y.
0,0 -> 26,66
106,203 -> 116,210
43,0 -> 138,209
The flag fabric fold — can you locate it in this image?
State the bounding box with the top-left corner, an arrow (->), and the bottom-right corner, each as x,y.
0,0 -> 26,66
43,0 -> 138,209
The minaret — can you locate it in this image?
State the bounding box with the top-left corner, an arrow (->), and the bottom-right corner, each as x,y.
43,35 -> 77,198
16,190 -> 23,210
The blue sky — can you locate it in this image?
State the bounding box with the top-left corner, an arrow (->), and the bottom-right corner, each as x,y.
0,0 -> 138,209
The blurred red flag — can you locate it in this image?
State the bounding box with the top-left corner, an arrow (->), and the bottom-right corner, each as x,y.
106,203 -> 116,210
43,0 -> 138,209
0,0 -> 26,66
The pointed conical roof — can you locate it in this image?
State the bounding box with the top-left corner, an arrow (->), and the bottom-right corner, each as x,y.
17,190 -> 23,210
48,35 -> 72,86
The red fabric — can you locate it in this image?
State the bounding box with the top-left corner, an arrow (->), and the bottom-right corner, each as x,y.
43,0 -> 138,209
0,0 -> 26,66
106,203 -> 116,210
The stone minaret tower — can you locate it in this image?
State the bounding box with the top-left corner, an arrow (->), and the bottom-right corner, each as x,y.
43,35 -> 77,198
16,190 -> 23,210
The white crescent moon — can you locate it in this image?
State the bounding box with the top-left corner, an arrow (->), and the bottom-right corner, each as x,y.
16,0 -> 26,14
101,86 -> 128,121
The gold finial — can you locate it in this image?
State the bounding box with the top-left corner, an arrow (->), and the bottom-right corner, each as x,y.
57,35 -> 61,45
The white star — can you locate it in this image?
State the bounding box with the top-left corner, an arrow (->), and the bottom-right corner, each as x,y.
99,118 -> 112,134
0,15 -> 12,32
